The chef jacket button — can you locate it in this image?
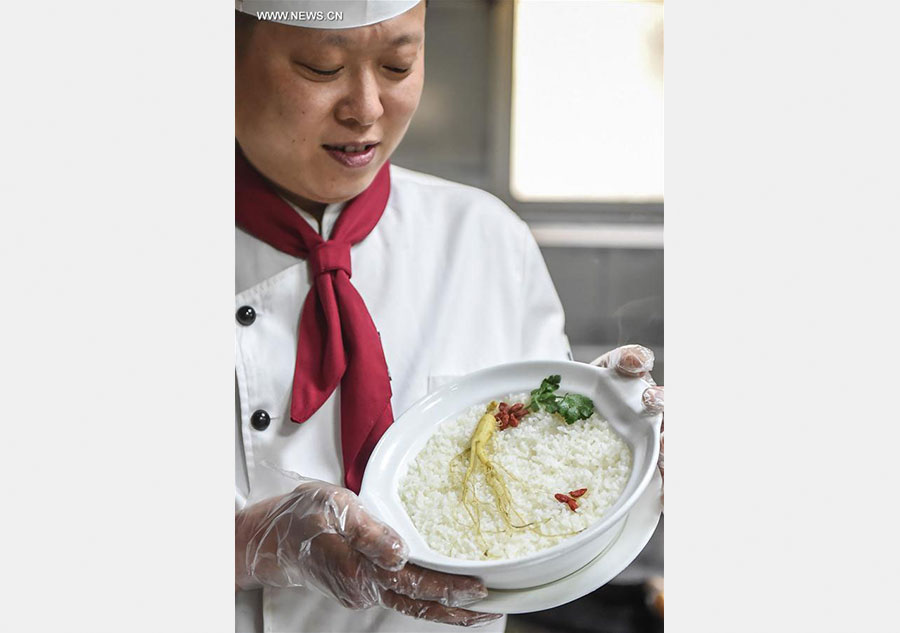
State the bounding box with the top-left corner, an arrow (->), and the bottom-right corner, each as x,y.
250,409 -> 270,431
236,305 -> 256,326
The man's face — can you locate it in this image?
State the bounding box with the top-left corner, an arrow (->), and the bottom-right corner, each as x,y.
236,2 -> 426,206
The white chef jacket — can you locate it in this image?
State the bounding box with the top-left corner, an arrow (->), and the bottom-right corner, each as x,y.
235,165 -> 571,633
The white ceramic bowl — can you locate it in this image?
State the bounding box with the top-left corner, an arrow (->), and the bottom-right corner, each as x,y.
358,360 -> 662,590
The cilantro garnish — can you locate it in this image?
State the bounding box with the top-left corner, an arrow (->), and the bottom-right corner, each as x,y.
527,374 -> 595,424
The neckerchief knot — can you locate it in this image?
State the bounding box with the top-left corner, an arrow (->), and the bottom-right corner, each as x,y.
309,240 -> 352,278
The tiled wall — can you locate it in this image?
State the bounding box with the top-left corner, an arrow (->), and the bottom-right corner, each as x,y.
542,247 -> 664,383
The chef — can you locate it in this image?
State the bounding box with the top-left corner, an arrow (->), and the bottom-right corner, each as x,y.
234,1 -> 665,631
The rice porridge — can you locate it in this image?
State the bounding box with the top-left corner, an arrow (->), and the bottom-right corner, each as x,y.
398,393 -> 632,560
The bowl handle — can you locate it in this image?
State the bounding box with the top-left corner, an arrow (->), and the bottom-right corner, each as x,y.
589,354 -> 662,431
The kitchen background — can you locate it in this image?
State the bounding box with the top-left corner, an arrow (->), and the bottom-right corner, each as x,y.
391,2 -> 663,631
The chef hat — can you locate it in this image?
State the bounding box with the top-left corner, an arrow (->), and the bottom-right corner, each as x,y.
236,0 -> 421,29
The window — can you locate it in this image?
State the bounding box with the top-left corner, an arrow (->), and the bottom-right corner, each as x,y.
510,0 -> 664,202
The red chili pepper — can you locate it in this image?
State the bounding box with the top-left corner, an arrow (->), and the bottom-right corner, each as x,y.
569,488 -> 587,498
566,499 -> 578,512
554,493 -> 570,504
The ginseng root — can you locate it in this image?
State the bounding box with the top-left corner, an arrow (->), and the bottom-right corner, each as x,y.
455,401 -> 533,553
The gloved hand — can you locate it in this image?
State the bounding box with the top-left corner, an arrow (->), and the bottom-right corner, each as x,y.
592,344 -> 665,481
235,478 -> 502,627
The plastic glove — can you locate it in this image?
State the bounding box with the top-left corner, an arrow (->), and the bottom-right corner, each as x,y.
592,344 -> 665,480
235,478 -> 502,627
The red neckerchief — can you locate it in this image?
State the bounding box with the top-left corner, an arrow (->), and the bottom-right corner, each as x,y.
235,148 -> 393,493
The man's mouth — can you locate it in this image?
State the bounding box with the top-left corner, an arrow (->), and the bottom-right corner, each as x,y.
322,142 -> 379,154
322,142 -> 380,168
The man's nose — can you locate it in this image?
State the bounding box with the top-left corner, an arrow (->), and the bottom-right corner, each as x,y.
336,70 -> 384,128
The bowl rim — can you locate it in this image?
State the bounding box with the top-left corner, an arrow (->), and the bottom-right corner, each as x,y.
363,359 -> 662,571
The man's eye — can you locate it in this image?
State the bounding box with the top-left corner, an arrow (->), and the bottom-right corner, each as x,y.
384,66 -> 410,74
301,64 -> 342,76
